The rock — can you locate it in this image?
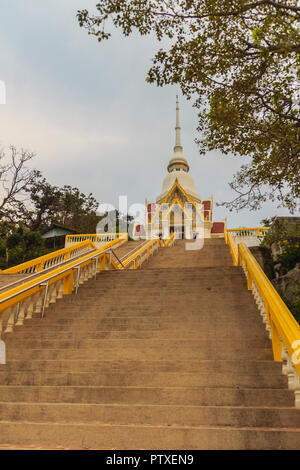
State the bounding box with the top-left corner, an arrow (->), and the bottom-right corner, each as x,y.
271,242 -> 282,261
273,263 -> 300,305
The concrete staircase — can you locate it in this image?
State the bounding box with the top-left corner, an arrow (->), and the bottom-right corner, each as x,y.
0,239 -> 299,449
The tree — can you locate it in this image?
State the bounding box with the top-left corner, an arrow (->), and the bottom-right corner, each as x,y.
4,225 -> 45,269
20,172 -> 102,234
259,217 -> 300,322
20,171 -> 62,233
0,145 -> 35,222
77,1 -> 300,211
56,185 -> 100,234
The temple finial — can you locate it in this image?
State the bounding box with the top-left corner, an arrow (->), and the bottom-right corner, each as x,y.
174,95 -> 183,153
167,95 -> 189,174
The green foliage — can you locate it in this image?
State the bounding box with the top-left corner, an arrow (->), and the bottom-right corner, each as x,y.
19,171 -> 102,235
275,242 -> 300,275
281,291 -> 300,324
251,27 -> 263,45
260,217 -> 292,250
0,171 -> 103,268
0,225 -> 45,269
77,1 -> 300,211
259,217 -> 300,322
260,217 -> 300,275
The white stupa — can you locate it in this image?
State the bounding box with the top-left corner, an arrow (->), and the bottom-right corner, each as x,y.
156,95 -> 201,203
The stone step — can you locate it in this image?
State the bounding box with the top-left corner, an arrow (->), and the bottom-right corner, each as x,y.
0,402 -> 299,428
12,323 -> 268,335
91,269 -> 242,276
14,320 -> 268,333
57,288 -> 253,297
18,310 -> 265,320
145,261 -> 235,269
0,385 -> 294,407
39,304 -> 259,315
82,271 -> 244,279
0,371 -> 287,388
98,264 -> 240,271
16,316 -> 267,326
79,279 -> 246,287
66,284 -> 250,292
4,337 -> 272,350
8,329 -> 269,341
46,296 -> 257,306
46,296 -> 258,306
6,347 -> 274,361
34,309 -> 261,321
95,275 -> 240,282
80,273 -> 243,279
0,359 -> 283,374
75,287 -> 248,295
0,421 -> 299,449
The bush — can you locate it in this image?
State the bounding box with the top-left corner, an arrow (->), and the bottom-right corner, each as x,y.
283,293 -> 300,324
275,243 -> 300,276
259,217 -> 300,324
2,226 -> 46,269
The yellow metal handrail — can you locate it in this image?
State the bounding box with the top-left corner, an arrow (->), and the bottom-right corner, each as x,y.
224,231 -> 238,266
226,227 -> 270,233
0,237 -> 125,337
120,233 -> 176,270
238,242 -> 300,374
225,229 -> 300,377
65,233 -> 128,244
0,231 -> 175,341
121,239 -> 160,269
161,232 -> 176,247
1,240 -> 95,275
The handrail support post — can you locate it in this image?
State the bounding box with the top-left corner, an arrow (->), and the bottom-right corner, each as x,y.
40,281 -> 49,318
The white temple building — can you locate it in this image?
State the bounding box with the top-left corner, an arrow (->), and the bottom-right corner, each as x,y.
133,97 -> 226,240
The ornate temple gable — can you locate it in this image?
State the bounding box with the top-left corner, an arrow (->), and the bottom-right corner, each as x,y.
152,179 -> 208,224
166,187 -> 190,205
163,196 -> 191,220
158,178 -> 194,205
151,179 -> 194,223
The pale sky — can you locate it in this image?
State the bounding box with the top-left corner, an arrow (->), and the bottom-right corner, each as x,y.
0,0 -> 296,228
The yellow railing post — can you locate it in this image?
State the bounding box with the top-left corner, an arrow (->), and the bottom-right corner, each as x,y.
63,271 -> 74,295
270,319 -> 282,362
246,266 -> 253,290
36,262 -> 44,272
99,254 -> 107,271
